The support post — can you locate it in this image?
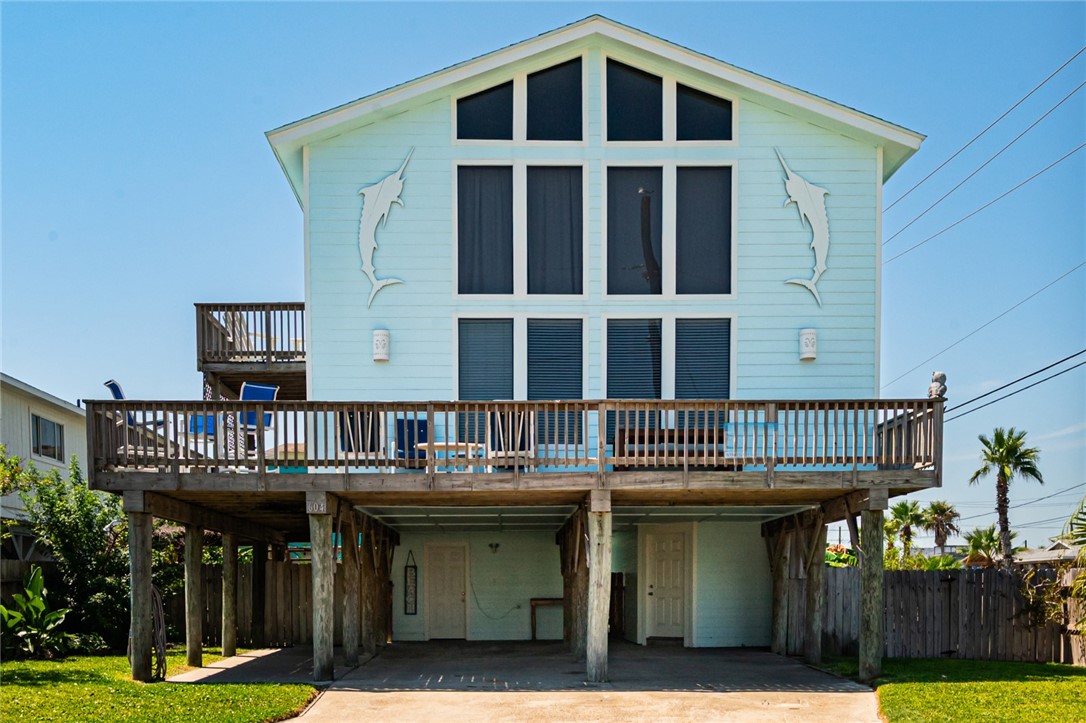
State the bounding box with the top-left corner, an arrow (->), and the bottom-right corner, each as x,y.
804,523 -> 827,664
127,509 -> 153,681
250,542 -> 267,647
308,492 -> 336,681
586,490 -> 612,683
860,488 -> 887,683
222,532 -> 238,658
184,524 -> 204,668
770,528 -> 791,655
342,513 -> 361,666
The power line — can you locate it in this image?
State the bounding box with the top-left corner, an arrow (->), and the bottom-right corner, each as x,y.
944,360 -> 1086,422
944,349 -> 1086,413
958,483 -> 1086,521
881,261 -> 1086,388
884,144 -> 1086,264
886,46 -> 1086,211
884,79 -> 1086,246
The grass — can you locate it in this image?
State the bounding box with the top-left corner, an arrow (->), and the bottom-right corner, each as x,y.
822,657 -> 1086,723
0,647 -> 317,723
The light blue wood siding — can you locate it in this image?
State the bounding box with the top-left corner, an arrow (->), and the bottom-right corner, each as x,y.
306,39 -> 881,404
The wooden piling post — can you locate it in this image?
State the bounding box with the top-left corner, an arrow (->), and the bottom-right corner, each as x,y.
127,508 -> 153,681
185,524 -> 204,668
860,488 -> 887,682
804,522 -> 827,664
250,542 -> 267,647
308,492 -> 335,681
342,513 -> 361,666
222,532 -> 238,658
586,490 -> 612,683
771,528 -> 791,655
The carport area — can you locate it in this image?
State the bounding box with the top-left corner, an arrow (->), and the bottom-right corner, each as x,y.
172,640 -> 878,722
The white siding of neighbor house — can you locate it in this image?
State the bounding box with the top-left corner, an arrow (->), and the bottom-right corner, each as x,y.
390,531 -> 564,642
304,38 -> 881,405
0,376 -> 87,520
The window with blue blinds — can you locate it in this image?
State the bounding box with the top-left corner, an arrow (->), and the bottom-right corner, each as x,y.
458,319 -> 513,441
528,319 -> 582,444
675,319 -> 731,399
606,319 -> 662,439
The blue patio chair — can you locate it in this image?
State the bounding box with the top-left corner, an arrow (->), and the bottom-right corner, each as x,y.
103,379 -> 166,430
238,382 -> 278,429
395,417 -> 427,462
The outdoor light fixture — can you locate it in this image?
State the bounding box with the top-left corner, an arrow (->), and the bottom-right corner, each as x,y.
373,329 -> 390,362
799,328 -> 817,361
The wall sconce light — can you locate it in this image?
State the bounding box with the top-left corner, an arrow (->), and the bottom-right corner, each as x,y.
799,328 -> 817,361
488,542 -> 500,554
373,329 -> 390,362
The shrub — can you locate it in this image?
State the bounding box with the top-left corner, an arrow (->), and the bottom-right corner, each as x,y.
0,564 -> 73,659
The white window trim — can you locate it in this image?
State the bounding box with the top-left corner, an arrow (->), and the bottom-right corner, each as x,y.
601,54 -> 740,148
600,312 -> 738,402
451,51 -> 590,147
601,160 -> 739,300
452,159 -> 590,300
452,313 -> 589,400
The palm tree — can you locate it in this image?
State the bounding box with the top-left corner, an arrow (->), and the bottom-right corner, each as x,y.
969,427 -> 1043,568
922,500 -> 961,556
889,500 -> 926,556
963,524 -> 1001,565
883,517 -> 900,551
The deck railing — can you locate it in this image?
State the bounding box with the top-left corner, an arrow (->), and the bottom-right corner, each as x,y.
195,302 -> 305,366
86,398 -> 942,478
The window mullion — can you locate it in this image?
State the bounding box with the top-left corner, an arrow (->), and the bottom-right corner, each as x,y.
662,77 -> 677,142
513,163 -> 527,296
662,164 -> 677,297
513,74 -> 527,142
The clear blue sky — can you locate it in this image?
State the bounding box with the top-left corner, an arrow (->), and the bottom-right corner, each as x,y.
3,2 -> 1083,547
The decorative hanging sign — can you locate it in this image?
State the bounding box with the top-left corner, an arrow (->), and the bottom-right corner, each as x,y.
777,149 -> 830,306
404,550 -> 418,615
358,148 -> 413,308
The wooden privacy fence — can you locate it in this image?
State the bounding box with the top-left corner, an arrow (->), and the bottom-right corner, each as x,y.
821,567 -> 1083,664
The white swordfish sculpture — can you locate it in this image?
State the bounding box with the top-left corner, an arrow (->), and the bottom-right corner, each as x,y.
776,149 -> 830,306
358,149 -> 413,307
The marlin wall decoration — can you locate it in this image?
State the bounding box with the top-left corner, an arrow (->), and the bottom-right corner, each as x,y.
358,149 -> 412,307
776,149 -> 830,306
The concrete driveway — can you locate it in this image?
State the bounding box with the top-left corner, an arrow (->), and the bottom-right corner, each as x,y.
172,640 -> 878,722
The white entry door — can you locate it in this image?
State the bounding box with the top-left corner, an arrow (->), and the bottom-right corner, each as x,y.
426,544 -> 467,639
646,532 -> 685,638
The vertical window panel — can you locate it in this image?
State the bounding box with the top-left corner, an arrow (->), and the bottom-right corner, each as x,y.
606,60 -> 662,141
607,167 -> 662,295
527,167 -> 583,294
527,59 -> 582,141
607,319 -> 662,440
676,167 -> 732,294
456,81 -> 513,140
31,414 -> 64,461
675,319 -> 731,400
676,84 -> 733,141
528,319 -> 583,444
458,319 -> 513,442
458,166 -> 513,294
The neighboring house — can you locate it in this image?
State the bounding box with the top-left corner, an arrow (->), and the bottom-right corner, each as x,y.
1,373 -> 87,561
87,16 -> 940,683
1013,540 -> 1083,567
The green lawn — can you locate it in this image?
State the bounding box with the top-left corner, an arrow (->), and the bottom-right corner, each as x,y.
823,657 -> 1086,723
0,648 -> 316,723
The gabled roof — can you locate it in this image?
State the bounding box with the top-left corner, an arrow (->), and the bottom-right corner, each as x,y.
267,15 -> 924,206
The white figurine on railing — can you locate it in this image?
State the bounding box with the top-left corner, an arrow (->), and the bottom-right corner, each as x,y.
928,371 -> 947,400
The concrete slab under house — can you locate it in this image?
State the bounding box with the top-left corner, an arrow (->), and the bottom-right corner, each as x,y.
86,15 -> 938,685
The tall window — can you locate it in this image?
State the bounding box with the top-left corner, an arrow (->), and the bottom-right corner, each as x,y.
458,166 -> 513,294
31,414 -> 64,462
528,319 -> 583,444
676,167 -> 732,294
607,60 -> 662,141
528,167 -> 583,294
457,82 -> 513,140
527,58 -> 582,141
607,167 -> 662,295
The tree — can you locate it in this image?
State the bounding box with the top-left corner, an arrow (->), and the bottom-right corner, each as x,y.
889,500 -> 926,556
963,524 -> 1017,566
968,427 -> 1042,568
922,500 -> 961,556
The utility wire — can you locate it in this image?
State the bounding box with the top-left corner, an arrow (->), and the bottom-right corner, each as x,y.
884,144 -> 1086,264
884,79 -> 1086,246
958,483 -> 1086,521
881,261 -> 1086,388
886,47 -> 1086,211
944,349 -> 1086,413
944,360 -> 1086,422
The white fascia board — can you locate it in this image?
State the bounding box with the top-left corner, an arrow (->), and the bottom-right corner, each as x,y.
1,374 -> 86,417
266,16 -> 924,196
